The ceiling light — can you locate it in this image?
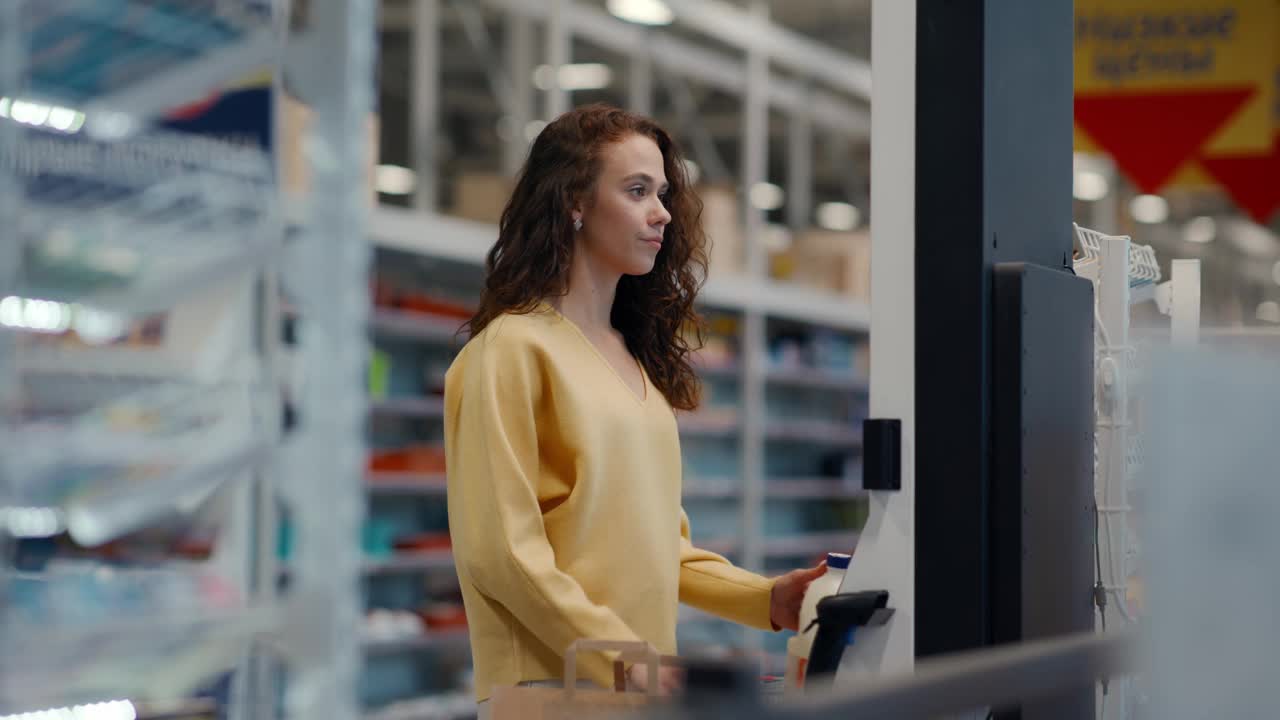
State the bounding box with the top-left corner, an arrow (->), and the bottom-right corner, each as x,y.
0,296 -> 72,334
1226,219 -> 1278,257
374,164 -> 415,195
532,64 -> 613,91
1129,194 -> 1169,224
749,182 -> 784,211
85,110 -> 137,141
10,99 -> 50,126
607,0 -> 675,26
1256,300 -> 1280,324
682,159 -> 701,185
1184,216 -> 1216,244
73,305 -> 129,345
0,96 -> 86,134
1073,170 -> 1109,201
815,201 -> 860,231
524,120 -> 548,142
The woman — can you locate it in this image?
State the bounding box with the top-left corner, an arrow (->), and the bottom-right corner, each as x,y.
444,103 -> 827,705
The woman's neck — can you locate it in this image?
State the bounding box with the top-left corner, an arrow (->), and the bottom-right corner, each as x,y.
553,250 -> 620,338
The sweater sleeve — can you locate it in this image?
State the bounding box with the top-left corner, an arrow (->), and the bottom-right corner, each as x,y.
445,327 -> 642,688
677,509 -> 779,631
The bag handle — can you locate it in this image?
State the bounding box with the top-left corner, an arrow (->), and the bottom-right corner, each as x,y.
563,639 -> 661,701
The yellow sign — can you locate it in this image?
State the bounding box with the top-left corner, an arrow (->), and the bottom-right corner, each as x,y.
1075,0 -> 1278,154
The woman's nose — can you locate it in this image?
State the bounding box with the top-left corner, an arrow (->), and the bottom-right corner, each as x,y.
652,200 -> 672,226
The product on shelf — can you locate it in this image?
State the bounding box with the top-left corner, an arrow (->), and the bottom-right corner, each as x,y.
419,603 -> 468,631
392,532 -> 453,554
372,279 -> 476,321
6,380 -> 259,548
363,609 -> 426,642
699,184 -> 745,277
769,229 -> 871,301
451,172 -> 514,224
368,445 -> 448,473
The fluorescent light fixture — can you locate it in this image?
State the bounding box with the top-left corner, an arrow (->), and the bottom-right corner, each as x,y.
607,0 -> 675,26
749,182 -> 785,211
10,99 -> 50,126
524,120 -> 548,142
683,159 -> 701,185
374,164 -> 416,195
815,201 -> 860,231
0,698 -> 136,720
1073,170 -> 1109,201
0,96 -> 86,134
0,296 -> 72,334
1183,216 -> 1216,245
1129,194 -> 1169,224
533,64 -> 613,91
1256,300 -> 1280,324
0,506 -> 63,539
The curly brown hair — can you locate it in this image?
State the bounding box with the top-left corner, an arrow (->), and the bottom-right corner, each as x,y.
463,103 -> 709,411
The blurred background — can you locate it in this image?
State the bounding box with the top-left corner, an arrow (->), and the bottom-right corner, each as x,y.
0,0 -> 1276,719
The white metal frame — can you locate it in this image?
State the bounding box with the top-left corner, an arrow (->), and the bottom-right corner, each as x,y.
830,0 -> 917,684
0,1 -> 371,717
1073,223 -> 1201,720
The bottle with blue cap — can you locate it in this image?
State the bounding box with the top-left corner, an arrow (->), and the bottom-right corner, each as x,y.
785,551 -> 852,689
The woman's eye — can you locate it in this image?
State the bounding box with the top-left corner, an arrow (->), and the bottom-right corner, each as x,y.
629,187 -> 645,197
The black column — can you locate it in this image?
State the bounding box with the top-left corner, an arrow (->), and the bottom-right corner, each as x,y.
913,0 -> 1074,660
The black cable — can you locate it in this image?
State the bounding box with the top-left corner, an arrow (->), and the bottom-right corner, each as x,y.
1093,501 -> 1106,633
1094,502 -> 1109,700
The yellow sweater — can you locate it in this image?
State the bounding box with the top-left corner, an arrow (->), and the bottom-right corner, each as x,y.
444,304 -> 777,702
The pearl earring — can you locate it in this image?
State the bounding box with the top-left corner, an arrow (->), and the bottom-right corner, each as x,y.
573,218 -> 583,231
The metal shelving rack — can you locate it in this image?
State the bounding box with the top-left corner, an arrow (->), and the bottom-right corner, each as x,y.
1,1 -> 373,718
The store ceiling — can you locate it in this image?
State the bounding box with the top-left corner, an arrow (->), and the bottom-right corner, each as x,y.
376,0 -> 873,218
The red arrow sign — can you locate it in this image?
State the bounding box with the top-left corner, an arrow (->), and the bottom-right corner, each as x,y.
1199,131 -> 1280,225
1075,87 -> 1256,193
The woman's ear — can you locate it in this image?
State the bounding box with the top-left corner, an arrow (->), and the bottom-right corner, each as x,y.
570,200 -> 584,231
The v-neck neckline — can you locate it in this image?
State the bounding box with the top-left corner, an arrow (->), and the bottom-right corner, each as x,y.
539,301 -> 649,405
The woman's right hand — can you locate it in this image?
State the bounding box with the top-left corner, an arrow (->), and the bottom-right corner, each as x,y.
626,662 -> 684,695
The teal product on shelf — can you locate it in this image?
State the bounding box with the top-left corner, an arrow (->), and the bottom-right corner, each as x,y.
810,330 -> 856,372
362,519 -> 400,558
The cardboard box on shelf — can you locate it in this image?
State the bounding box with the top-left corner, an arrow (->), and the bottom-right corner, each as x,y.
451,172 -> 513,225
773,229 -> 871,301
279,94 -> 380,205
698,184 -> 744,277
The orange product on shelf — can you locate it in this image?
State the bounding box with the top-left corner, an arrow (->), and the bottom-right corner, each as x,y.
396,293 -> 474,320
420,602 -> 468,630
368,445 -> 448,473
392,532 -> 453,552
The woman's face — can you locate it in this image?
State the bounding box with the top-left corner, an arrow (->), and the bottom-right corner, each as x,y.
574,133 -> 673,277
